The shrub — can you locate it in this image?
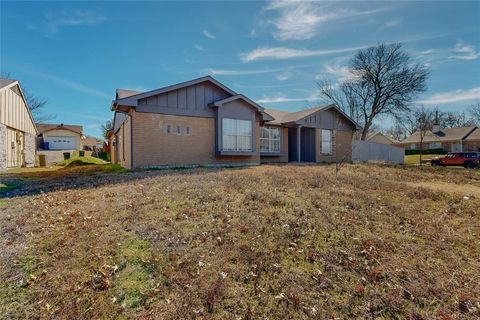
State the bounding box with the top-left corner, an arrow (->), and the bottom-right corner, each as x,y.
405,148 -> 445,155
57,156 -> 107,167
98,151 -> 110,161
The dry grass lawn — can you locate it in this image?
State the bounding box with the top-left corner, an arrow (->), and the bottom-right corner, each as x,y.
0,164 -> 479,319
404,154 -> 444,166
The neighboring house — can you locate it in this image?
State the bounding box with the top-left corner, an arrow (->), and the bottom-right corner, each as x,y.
37,123 -> 84,150
109,76 -> 359,169
83,137 -> 97,151
354,131 -> 399,145
463,127 -> 480,152
397,126 -> 477,152
83,137 -> 103,151
0,79 -> 37,169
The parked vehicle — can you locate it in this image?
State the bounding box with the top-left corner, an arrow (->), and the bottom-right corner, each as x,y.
431,152 -> 480,168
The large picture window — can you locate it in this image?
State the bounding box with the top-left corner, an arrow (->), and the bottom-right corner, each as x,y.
260,127 -> 280,153
222,118 -> 252,152
321,129 -> 333,155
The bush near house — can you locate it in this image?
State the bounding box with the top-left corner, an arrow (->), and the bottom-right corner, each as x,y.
405,148 -> 445,155
0,164 -> 479,319
57,156 -> 107,167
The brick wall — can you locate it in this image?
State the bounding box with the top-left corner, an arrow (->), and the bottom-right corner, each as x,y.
316,129 -> 353,163
0,123 -> 6,169
130,112 -> 260,168
24,132 -> 36,167
464,141 -> 480,152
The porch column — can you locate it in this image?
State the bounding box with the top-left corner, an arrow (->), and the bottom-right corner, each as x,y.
297,126 -> 302,162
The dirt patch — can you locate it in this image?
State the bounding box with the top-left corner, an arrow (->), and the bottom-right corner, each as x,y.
0,163 -> 479,319
407,181 -> 480,197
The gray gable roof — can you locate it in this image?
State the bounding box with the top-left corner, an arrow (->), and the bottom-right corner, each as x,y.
112,76 -> 277,121
465,127 -> 480,141
265,104 -> 361,129
116,89 -> 142,99
115,76 -> 237,106
36,123 -> 83,135
211,94 -> 264,111
211,94 -> 273,122
0,78 -> 17,90
401,126 -> 476,144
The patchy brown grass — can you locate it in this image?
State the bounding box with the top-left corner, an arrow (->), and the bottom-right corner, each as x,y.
0,164 -> 479,319
407,181 -> 480,198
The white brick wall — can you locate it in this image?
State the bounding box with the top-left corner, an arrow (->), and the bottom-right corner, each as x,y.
0,123 -> 6,169
24,132 -> 36,167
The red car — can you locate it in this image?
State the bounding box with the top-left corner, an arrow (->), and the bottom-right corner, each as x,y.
431,152 -> 480,168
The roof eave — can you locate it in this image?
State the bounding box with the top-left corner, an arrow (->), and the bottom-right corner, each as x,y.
116,75 -> 237,105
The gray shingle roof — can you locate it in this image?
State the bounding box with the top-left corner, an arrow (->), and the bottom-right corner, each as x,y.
265,105 -> 331,125
36,123 -> 83,135
465,127 -> 480,141
0,78 -> 17,90
116,89 -> 142,99
401,126 -> 476,144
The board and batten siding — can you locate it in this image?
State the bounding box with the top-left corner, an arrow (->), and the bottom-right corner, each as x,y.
5,128 -> 25,168
0,84 -> 36,135
300,108 -> 354,131
136,82 -> 231,118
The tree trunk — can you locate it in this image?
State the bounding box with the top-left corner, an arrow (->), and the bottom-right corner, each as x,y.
419,140 -> 423,166
361,120 -> 372,140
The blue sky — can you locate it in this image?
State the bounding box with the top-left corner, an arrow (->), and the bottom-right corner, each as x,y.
1,1 -> 479,137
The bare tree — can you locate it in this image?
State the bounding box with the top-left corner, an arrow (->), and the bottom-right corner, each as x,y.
319,43 -> 429,140
393,111 -> 419,138
101,120 -> 113,139
1,71 -> 54,123
413,105 -> 435,166
332,114 -> 354,177
25,92 -> 54,123
384,122 -> 408,141
468,101 -> 480,125
435,109 -> 475,128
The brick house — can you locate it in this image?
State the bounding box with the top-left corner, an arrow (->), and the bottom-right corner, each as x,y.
463,128 -> 480,152
354,131 -> 400,145
396,126 -> 479,152
0,79 -> 37,169
109,76 -> 360,169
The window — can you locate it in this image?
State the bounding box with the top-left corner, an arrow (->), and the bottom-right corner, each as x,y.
186,126 -> 191,135
166,125 -> 171,134
429,142 -> 442,149
222,118 -> 252,152
410,144 -> 416,150
176,125 -> 181,135
260,127 -> 280,153
321,129 -> 333,155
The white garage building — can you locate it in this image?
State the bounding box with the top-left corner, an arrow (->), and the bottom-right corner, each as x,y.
37,123 -> 84,150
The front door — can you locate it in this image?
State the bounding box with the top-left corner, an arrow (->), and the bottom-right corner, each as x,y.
300,127 -> 316,162
6,127 -> 21,168
288,128 -> 297,162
